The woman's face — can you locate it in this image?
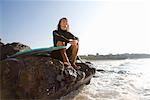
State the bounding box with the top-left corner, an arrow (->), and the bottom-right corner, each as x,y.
60,19 -> 68,30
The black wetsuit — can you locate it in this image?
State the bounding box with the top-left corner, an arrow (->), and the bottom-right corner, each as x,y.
53,29 -> 79,46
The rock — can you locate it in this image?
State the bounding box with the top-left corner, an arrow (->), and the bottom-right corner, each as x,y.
0,42 -> 96,99
0,41 -> 4,46
0,42 -> 31,60
97,69 -> 105,72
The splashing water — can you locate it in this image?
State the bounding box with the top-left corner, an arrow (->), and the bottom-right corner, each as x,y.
61,59 -> 150,100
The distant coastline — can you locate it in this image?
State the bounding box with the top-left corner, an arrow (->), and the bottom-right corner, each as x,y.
79,53 -> 150,60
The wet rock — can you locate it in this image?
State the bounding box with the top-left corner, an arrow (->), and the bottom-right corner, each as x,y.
97,69 -> 105,72
117,70 -> 127,74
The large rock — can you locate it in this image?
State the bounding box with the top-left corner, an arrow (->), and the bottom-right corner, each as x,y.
0,42 -> 31,60
0,42 -> 96,99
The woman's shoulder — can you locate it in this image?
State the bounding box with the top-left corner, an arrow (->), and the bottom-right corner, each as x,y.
53,29 -> 72,34
53,30 -> 58,33
53,30 -> 58,32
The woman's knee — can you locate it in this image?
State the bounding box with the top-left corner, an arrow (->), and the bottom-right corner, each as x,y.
72,43 -> 79,48
56,41 -> 65,46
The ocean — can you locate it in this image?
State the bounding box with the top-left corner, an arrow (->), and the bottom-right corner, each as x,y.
61,58 -> 150,100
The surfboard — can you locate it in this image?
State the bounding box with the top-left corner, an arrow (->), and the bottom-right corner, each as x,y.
10,46 -> 66,57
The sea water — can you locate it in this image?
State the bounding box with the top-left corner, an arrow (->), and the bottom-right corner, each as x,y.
61,58 -> 150,100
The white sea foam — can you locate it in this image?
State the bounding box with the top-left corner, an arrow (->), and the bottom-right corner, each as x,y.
61,59 -> 150,100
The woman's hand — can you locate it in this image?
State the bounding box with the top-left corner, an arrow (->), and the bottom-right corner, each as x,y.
69,39 -> 78,45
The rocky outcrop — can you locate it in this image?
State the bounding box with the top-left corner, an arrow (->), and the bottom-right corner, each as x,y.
0,42 -> 31,60
0,42 -> 96,99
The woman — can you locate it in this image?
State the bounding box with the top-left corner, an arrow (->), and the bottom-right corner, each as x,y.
52,17 -> 80,69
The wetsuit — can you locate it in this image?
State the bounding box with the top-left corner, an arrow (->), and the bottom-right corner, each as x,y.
53,29 -> 79,47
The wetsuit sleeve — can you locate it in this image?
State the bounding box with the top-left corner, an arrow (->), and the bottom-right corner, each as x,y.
66,32 -> 79,41
53,30 -> 70,43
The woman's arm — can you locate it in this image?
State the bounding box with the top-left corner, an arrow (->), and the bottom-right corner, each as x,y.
65,32 -> 79,45
66,32 -> 79,41
53,30 -> 70,43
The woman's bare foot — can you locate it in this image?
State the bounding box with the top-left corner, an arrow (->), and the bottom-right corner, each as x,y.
71,63 -> 81,70
64,62 -> 72,68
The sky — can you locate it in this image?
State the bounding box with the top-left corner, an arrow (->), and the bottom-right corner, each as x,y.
1,0 -> 150,55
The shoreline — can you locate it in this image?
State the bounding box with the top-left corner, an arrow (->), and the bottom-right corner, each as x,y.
79,53 -> 150,60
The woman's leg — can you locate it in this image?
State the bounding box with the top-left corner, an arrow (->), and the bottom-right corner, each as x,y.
56,41 -> 70,65
67,43 -> 80,68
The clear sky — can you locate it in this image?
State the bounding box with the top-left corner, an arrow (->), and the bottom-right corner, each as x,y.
1,0 -> 150,55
